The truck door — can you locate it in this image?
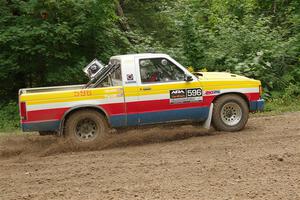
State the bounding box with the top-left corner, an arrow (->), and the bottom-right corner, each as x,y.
136,57 -> 208,125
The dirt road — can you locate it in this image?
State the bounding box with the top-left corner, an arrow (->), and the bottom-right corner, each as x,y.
0,112 -> 300,200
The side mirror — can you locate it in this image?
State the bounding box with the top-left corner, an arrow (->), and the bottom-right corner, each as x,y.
184,74 -> 193,82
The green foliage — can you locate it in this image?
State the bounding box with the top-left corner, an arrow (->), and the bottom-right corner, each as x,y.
178,1 -> 299,93
0,0 -> 131,101
264,92 -> 300,114
124,0 -> 300,92
0,102 -> 20,131
0,0 -> 300,131
1,0 -> 298,99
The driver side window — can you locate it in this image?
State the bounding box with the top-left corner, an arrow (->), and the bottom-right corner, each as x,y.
139,58 -> 185,83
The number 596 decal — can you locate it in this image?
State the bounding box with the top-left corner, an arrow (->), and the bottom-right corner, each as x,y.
169,88 -> 202,104
187,88 -> 202,97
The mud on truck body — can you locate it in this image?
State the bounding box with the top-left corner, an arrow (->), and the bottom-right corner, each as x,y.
19,53 -> 264,146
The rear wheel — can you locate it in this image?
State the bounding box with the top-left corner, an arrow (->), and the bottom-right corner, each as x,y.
212,94 -> 249,131
64,109 -> 108,147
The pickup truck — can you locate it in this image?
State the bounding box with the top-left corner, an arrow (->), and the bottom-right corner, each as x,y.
19,53 -> 264,146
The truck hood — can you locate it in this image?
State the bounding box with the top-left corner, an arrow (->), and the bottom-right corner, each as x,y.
193,72 -> 252,81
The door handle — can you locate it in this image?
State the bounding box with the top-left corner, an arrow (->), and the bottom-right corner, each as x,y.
141,87 -> 152,91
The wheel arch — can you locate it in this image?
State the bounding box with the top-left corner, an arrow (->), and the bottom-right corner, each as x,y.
58,105 -> 110,136
212,92 -> 250,108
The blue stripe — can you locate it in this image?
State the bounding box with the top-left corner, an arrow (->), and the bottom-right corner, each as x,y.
249,99 -> 265,112
110,107 -> 209,127
108,115 -> 127,127
126,114 -> 139,126
23,107 -> 210,131
22,120 -> 60,132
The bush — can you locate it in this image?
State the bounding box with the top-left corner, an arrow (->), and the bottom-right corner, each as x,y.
264,87 -> 300,113
0,102 -> 20,131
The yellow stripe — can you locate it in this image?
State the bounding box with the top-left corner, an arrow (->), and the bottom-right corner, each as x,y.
202,81 -> 260,90
124,82 -> 202,96
21,80 -> 260,106
21,87 -> 123,105
26,95 -> 105,105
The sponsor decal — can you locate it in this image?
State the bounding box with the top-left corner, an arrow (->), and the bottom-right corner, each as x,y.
204,90 -> 221,95
125,73 -> 136,84
170,89 -> 186,99
74,90 -> 92,97
187,88 -> 202,97
127,74 -> 134,80
170,88 -> 202,104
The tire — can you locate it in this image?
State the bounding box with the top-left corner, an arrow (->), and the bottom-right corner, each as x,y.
64,109 -> 108,147
212,94 -> 249,132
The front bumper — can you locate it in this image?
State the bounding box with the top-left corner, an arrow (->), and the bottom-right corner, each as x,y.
249,99 -> 265,112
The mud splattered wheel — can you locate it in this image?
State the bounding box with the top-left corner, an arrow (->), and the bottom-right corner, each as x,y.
64,109 -> 108,146
212,94 -> 249,132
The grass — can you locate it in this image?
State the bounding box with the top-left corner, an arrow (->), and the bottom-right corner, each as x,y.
262,97 -> 300,115
0,131 -> 22,136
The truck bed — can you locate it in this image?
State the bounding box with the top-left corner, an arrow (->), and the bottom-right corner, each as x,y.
19,84 -> 84,95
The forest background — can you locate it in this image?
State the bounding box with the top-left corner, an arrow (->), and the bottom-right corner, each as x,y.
0,0 -> 299,130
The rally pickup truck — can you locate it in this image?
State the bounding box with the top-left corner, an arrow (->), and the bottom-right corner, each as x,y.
19,53 -> 264,146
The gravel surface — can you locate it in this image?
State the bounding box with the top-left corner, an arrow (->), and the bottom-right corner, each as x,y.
0,112 -> 299,200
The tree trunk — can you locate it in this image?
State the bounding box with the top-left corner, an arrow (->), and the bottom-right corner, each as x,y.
115,0 -> 130,32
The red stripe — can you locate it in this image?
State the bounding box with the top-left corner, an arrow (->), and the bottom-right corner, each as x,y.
245,92 -> 260,101
26,107 -> 68,122
24,102 -> 125,123
23,92 -> 260,123
101,103 -> 126,115
126,97 -> 214,114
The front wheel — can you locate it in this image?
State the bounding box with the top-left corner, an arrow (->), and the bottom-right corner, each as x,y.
212,94 -> 249,132
64,109 -> 108,147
